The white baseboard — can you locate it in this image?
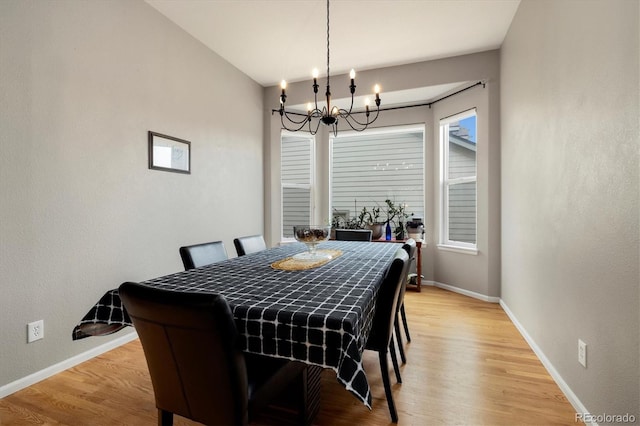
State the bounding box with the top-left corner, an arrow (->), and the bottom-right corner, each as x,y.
425,280 -> 501,303
0,331 -> 138,399
422,280 -> 592,425
499,300 -> 594,426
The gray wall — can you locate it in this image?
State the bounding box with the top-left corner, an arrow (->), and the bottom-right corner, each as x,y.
501,0 -> 639,418
264,51 -> 502,298
431,81 -> 501,299
0,0 -> 264,388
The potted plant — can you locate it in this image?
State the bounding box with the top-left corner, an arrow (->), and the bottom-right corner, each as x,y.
384,199 -> 412,240
383,199 -> 397,240
331,208 -> 365,239
359,206 -> 384,240
394,203 -> 411,239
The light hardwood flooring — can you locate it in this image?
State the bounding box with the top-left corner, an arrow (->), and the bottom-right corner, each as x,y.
0,286 -> 579,425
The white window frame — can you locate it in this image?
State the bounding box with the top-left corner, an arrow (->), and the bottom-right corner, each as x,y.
281,131 -> 315,242
439,109 -> 478,254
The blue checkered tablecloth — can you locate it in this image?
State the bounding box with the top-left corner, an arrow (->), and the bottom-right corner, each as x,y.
73,240 -> 401,408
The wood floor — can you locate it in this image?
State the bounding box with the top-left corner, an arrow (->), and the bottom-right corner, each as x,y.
0,286 -> 579,425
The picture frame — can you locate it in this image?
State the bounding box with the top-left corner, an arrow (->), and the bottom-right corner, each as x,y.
148,131 -> 191,174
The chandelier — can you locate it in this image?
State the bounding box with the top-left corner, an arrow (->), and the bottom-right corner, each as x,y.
276,0 -> 381,136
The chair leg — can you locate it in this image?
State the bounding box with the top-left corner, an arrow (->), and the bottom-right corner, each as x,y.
401,303 -> 411,342
389,339 -> 402,384
378,352 -> 399,423
394,317 -> 406,364
159,409 -> 173,426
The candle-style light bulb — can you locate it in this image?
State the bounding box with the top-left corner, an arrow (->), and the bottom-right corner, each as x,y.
279,80 -> 287,107
374,84 -> 380,94
332,106 -> 339,116
307,102 -> 313,113
349,69 -> 357,94
311,69 -> 319,94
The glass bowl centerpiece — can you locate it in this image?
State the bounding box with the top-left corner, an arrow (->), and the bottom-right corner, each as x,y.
293,225 -> 332,261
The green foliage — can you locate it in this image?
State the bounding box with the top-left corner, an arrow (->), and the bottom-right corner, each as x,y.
333,199 -> 413,237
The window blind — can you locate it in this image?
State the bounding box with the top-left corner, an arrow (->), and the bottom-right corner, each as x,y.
281,134 -> 313,238
331,129 -> 424,223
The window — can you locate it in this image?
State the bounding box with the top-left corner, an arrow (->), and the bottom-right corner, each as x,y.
330,126 -> 425,228
281,132 -> 314,240
439,110 -> 477,252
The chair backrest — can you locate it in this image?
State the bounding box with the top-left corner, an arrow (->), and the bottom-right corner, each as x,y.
334,229 -> 373,242
366,248 -> 409,350
179,240 -> 228,270
402,238 -> 417,275
118,282 -> 249,426
397,238 -> 417,308
233,235 -> 267,256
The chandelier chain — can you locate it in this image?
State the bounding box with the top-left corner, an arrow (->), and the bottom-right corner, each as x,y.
326,0 -> 330,89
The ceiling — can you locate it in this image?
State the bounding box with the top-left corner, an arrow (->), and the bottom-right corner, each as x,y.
146,0 -> 520,104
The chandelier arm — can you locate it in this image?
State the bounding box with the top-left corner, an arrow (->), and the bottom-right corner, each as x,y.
285,111 -> 306,118
308,117 -> 322,135
342,115 -> 375,132
341,118 -> 368,132
280,114 -> 310,132
309,109 -> 321,118
283,110 -> 311,125
346,91 -> 355,114
336,106 -> 380,127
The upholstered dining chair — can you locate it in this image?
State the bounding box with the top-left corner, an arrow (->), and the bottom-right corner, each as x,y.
334,229 -> 373,241
118,282 -> 306,426
233,234 -> 267,256
179,240 -> 228,270
395,238 -> 416,364
365,248 -> 409,423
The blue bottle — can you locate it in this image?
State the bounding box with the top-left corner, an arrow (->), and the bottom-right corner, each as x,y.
385,221 -> 392,240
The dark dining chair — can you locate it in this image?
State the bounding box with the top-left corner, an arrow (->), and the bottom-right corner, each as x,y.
334,229 -> 373,241
179,240 -> 228,270
365,248 -> 409,423
233,234 -> 267,256
394,238 -> 416,364
118,282 -> 306,426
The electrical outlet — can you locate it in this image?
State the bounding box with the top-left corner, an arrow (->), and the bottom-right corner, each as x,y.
27,320 -> 44,343
578,339 -> 587,368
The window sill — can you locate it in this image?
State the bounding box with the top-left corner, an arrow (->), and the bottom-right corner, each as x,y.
437,244 -> 478,255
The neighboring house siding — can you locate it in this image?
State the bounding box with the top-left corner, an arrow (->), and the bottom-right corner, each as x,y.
448,140 -> 476,243
331,130 -> 425,223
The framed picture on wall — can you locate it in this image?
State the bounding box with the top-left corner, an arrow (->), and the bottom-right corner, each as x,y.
148,131 -> 191,174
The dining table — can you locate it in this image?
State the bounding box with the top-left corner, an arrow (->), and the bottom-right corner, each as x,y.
73,240 -> 402,415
